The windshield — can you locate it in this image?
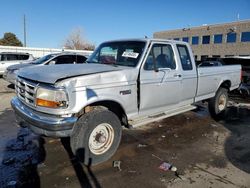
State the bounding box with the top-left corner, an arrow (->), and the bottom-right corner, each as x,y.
31,54 -> 55,64
87,41 -> 146,67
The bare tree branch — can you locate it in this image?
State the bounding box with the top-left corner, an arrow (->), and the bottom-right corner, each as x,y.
63,28 -> 95,50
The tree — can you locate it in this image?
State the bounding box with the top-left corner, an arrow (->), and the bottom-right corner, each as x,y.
0,32 -> 23,46
63,28 -> 95,50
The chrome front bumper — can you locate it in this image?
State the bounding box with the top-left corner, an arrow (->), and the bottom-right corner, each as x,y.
11,97 -> 78,137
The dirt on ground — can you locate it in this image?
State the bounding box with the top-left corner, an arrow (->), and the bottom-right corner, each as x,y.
0,78 -> 250,188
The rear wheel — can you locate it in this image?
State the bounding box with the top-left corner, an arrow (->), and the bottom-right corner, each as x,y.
70,109 -> 122,166
208,87 -> 228,120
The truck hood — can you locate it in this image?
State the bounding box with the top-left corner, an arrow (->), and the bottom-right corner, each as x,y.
17,64 -> 124,84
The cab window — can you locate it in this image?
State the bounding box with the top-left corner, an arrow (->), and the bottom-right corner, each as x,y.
177,45 -> 193,71
144,43 -> 176,70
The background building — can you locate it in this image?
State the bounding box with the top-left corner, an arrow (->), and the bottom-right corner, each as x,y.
154,20 -> 250,61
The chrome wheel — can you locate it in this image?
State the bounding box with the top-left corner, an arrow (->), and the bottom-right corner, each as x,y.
88,123 -> 114,155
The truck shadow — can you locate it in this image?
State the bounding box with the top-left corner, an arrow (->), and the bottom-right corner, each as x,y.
61,138 -> 101,188
0,127 -> 46,187
222,104 -> 250,173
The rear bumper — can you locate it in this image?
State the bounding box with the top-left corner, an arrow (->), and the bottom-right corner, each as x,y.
11,97 -> 77,137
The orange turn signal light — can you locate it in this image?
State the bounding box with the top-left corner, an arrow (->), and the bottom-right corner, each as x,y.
36,98 -> 60,108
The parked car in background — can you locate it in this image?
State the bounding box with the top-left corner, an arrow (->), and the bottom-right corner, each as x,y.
3,52 -> 88,84
0,52 -> 34,75
198,56 -> 250,99
198,60 -> 223,67
223,56 -> 250,99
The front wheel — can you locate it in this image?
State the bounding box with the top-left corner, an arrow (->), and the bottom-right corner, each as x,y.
70,109 -> 122,166
208,87 -> 228,120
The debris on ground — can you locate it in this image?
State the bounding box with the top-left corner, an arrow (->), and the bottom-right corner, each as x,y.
213,131 -> 219,141
170,166 -> 177,172
174,134 -> 178,138
137,144 -> 147,148
128,170 -> 136,173
158,138 -> 163,142
152,154 -> 164,161
171,153 -> 177,160
113,161 -> 122,171
161,135 -> 166,138
210,123 -> 218,128
159,162 -> 177,172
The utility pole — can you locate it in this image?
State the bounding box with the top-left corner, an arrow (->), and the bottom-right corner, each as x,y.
237,13 -> 240,21
23,14 -> 27,47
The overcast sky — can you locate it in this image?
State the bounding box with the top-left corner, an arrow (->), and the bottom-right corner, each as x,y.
0,0 -> 250,48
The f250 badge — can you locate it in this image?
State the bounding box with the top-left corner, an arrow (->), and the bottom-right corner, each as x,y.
120,90 -> 131,95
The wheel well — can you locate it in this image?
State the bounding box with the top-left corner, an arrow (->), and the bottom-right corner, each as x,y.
79,101 -> 128,127
220,80 -> 231,90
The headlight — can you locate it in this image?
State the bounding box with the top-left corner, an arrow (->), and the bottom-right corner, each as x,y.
36,87 -> 68,108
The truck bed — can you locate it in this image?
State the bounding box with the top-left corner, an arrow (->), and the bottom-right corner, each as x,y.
195,65 -> 241,102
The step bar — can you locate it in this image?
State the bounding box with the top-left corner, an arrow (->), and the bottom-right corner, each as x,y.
129,105 -> 197,128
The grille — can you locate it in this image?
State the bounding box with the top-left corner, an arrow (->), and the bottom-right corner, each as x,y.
15,77 -> 37,106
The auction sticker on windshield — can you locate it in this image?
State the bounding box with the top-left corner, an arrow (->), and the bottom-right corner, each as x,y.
122,51 -> 139,58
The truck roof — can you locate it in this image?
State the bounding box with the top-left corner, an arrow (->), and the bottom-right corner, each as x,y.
47,52 -> 88,56
103,38 -> 189,45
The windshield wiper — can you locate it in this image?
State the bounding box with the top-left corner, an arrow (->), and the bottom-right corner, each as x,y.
86,60 -> 98,64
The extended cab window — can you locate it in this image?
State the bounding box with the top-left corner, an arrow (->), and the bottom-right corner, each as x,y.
177,45 -> 193,71
144,43 -> 176,70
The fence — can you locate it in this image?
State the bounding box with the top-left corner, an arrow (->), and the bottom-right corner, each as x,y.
0,45 -> 93,58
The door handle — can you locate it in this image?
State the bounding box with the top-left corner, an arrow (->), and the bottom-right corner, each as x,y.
174,74 -> 182,78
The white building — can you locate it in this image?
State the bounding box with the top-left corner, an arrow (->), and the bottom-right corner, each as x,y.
0,45 -> 93,58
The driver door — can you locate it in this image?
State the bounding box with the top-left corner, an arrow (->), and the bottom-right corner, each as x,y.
139,42 -> 182,115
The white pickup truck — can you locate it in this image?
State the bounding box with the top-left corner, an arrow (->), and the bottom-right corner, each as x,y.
11,39 -> 241,165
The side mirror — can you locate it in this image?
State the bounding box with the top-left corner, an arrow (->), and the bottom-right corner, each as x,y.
49,60 -> 56,65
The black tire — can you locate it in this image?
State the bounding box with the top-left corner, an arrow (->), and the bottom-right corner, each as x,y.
208,87 -> 228,120
70,109 -> 122,166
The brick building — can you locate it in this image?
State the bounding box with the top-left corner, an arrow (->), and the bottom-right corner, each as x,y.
154,20 -> 250,61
